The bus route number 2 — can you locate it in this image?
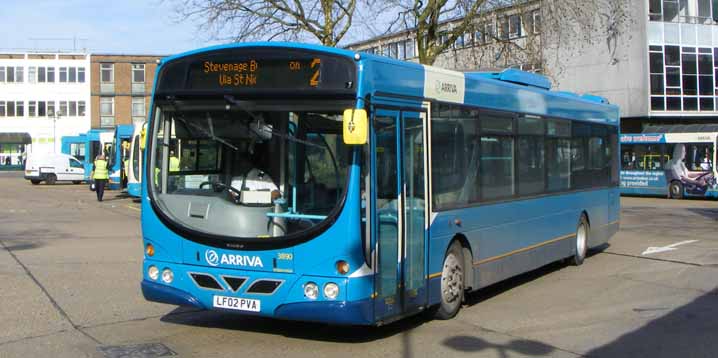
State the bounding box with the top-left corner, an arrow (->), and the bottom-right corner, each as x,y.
288,59 -> 320,87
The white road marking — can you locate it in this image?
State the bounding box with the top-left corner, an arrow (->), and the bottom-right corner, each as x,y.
641,240 -> 699,255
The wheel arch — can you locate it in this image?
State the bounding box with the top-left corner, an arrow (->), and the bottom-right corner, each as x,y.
448,233 -> 474,291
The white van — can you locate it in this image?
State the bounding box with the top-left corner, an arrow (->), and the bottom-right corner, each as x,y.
24,153 -> 85,185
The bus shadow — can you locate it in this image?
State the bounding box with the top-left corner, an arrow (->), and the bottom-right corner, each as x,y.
442,335 -> 554,357
159,307 -> 430,343
685,208 -> 718,221
585,289 -> 718,358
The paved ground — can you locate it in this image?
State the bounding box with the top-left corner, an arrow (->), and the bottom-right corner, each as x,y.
0,171 -> 717,358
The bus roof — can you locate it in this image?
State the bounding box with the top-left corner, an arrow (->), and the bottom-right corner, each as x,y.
159,42 -> 619,125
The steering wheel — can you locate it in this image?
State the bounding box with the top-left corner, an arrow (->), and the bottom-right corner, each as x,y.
200,181 -> 245,203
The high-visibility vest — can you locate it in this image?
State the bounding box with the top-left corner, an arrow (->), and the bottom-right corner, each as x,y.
123,159 -> 129,177
169,156 -> 180,172
93,159 -> 109,180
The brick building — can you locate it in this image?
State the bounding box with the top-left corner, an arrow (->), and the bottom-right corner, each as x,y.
90,54 -> 164,129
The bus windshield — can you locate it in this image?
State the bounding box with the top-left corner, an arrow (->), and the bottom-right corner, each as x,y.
149,99 -> 353,241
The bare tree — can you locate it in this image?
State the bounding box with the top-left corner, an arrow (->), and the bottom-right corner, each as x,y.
174,0 -> 358,47
365,0 -> 632,80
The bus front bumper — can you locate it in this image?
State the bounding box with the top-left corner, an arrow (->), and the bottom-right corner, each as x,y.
140,259 -> 374,325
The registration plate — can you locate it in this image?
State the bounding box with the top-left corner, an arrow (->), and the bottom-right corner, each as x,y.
213,295 -> 261,312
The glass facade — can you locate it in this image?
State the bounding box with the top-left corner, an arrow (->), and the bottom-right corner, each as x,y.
649,45 -> 718,111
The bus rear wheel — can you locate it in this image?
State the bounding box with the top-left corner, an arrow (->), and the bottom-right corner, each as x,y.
46,174 -> 57,185
669,181 -> 683,199
573,215 -> 589,266
434,241 -> 465,320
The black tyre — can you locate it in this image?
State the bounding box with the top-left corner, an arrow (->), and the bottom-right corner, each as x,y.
72,180 -> 81,184
434,241 -> 465,320
573,215 -> 589,266
669,181 -> 683,199
46,174 -> 57,185
30,180 -> 41,185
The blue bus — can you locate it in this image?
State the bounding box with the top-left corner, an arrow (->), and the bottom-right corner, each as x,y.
141,43 -> 620,325
61,129 -> 114,181
106,124 -> 134,190
620,127 -> 718,199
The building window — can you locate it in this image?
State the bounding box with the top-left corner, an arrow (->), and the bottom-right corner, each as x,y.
652,0 -> 718,23
101,63 -> 114,93
132,97 -> 145,118
532,10 -> 541,33
405,40 -> 415,58
101,63 -> 114,83
0,101 -> 22,117
58,67 -> 84,83
47,101 -> 56,116
28,67 -> 36,84
132,64 -> 145,83
14,67 -> 23,83
47,67 -> 55,82
28,101 -> 36,117
0,66 -> 23,83
100,97 -> 114,127
499,17 -> 510,40
78,101 -> 86,116
649,45 -> 717,111
508,14 -> 522,39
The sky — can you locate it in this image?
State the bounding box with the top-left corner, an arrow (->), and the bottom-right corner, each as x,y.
0,0 -> 221,55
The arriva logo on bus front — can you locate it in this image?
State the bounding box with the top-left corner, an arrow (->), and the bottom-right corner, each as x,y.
205,249 -> 264,268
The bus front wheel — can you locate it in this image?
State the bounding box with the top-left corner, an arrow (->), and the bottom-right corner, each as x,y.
573,215 -> 589,266
434,241 -> 465,320
669,181 -> 683,199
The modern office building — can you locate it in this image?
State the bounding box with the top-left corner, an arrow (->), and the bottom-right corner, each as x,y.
90,54 -> 163,129
347,0 -> 718,133
0,52 -> 91,160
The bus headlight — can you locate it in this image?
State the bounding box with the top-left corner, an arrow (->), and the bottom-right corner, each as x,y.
148,265 -> 159,280
161,268 -> 174,284
323,283 -> 339,300
303,282 -> 319,300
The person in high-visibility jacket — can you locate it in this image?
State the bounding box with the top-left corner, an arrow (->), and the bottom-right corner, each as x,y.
122,158 -> 129,188
169,151 -> 180,172
91,155 -> 110,202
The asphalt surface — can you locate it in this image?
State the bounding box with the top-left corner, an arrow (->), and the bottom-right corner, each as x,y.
0,171 -> 717,358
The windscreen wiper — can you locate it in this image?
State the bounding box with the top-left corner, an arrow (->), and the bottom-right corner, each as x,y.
224,95 -> 324,149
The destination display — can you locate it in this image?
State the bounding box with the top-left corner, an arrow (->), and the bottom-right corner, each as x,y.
155,48 -> 356,94
194,58 -> 321,89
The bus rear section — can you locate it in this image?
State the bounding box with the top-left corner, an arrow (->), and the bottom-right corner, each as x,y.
620,131 -> 718,198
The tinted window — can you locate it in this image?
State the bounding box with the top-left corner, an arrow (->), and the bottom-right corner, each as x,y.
518,136 -> 545,195
480,136 -> 514,200
430,104 -> 479,209
547,138 -> 571,191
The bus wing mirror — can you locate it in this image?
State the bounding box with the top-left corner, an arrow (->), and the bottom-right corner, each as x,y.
343,109 -> 368,145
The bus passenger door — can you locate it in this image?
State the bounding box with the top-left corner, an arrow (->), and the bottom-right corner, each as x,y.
371,108 -> 428,322
400,110 -> 428,313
